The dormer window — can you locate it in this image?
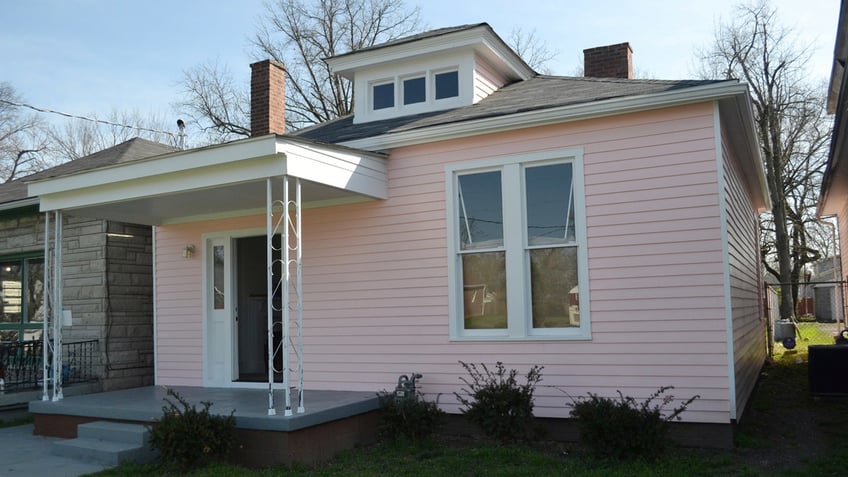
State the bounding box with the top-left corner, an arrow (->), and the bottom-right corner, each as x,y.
326,23 -> 534,124
369,68 -> 462,115
372,82 -> 394,110
435,70 -> 459,99
403,76 -> 426,105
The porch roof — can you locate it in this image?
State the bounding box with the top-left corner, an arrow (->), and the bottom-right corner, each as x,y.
27,134 -> 388,225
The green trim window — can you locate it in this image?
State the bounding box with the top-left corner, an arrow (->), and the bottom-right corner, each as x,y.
0,255 -> 44,342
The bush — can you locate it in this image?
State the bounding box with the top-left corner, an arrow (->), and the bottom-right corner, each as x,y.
378,391 -> 445,441
455,361 -> 543,443
148,388 -> 237,471
569,386 -> 699,460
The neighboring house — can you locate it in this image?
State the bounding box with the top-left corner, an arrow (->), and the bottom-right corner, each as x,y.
0,138 -> 171,396
811,256 -> 844,323
822,0 -> 848,325
27,24 -> 770,441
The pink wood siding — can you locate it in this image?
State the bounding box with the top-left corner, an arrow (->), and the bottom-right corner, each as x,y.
154,216 -> 263,386
473,55 -> 507,102
301,102 -> 731,423
837,204 -> 848,322
721,128 -> 767,420
152,102 -> 750,424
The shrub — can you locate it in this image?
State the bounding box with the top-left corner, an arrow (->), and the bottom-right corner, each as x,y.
569,386 -> 699,460
455,361 -> 543,443
148,388 -> 236,471
378,391 -> 445,441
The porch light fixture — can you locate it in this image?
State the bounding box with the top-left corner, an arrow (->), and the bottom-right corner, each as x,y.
182,244 -> 196,259
105,232 -> 135,238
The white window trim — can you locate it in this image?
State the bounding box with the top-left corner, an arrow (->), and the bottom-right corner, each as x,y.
401,73 -> 427,105
354,54 -> 471,123
370,79 -> 395,111
432,68 -> 460,101
446,147 -> 591,341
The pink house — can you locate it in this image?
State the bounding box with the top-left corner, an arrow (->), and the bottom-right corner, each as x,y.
823,5 -> 848,310
29,24 -> 769,452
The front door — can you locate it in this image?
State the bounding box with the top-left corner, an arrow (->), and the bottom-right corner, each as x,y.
236,236 -> 270,381
205,237 -> 234,386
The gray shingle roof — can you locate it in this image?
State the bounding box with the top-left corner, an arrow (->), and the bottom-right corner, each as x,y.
326,23 -> 489,60
293,75 -> 728,144
0,137 -> 174,206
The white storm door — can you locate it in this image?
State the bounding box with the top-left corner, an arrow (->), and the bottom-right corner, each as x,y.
205,237 -> 234,386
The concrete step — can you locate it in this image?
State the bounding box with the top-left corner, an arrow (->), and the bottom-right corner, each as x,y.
50,421 -> 158,466
77,421 -> 149,445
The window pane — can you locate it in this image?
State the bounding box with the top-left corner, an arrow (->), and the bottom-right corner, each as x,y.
462,252 -> 507,329
213,245 -> 225,310
403,77 -> 425,104
435,71 -> 459,99
27,259 -> 44,323
530,247 -> 579,328
373,82 -> 394,110
525,163 -> 574,245
458,171 -> 503,250
0,262 -> 22,323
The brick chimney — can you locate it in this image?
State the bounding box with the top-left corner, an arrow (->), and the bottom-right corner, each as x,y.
583,43 -> 633,79
250,59 -> 286,136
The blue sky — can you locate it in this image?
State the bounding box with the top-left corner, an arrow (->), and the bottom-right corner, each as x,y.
1,0 -> 840,129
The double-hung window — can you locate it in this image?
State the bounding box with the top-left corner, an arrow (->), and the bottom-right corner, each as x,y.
447,148 -> 589,340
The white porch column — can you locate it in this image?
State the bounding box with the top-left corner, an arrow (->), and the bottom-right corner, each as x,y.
41,213 -> 50,401
266,178 -> 276,416
52,210 -> 63,401
41,210 -> 64,402
265,176 -> 304,417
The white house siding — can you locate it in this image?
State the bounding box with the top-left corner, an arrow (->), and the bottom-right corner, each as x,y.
473,54 -> 507,103
721,128 -> 766,421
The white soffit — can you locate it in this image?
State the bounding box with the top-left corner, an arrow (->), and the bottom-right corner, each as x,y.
28,135 -> 387,225
327,25 -> 533,82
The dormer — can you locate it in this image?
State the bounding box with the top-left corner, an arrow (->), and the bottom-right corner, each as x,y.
325,23 -> 535,124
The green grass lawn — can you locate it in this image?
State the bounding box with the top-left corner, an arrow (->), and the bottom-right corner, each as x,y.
89,323 -> 848,477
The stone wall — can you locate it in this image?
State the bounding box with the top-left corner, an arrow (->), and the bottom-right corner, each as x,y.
0,210 -> 153,393
103,221 -> 154,390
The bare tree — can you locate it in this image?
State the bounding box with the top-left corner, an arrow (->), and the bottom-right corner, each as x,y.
252,0 -> 422,129
177,0 -> 422,136
0,82 -> 53,182
175,61 -> 251,143
49,109 -> 177,161
698,0 -> 830,320
507,27 -> 557,74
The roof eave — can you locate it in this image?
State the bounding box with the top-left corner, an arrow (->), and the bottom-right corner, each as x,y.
0,197 -> 39,212
326,24 -> 534,81
341,80 -> 749,151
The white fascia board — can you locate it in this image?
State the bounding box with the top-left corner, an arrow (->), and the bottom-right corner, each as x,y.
38,154 -> 286,212
327,26 -> 532,81
727,93 -> 771,211
281,142 -> 388,199
29,135 -> 280,197
342,81 -> 751,151
0,197 -> 39,211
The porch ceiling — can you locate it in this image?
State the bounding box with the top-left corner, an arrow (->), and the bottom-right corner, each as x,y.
27,135 -> 388,225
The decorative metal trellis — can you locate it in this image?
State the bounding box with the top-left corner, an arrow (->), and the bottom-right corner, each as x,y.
42,210 -> 64,402
266,177 -> 304,416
